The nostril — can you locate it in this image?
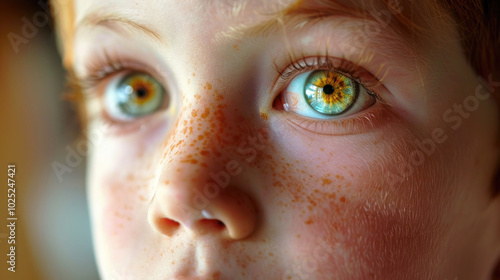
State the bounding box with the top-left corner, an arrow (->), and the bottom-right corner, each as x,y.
198,219 -> 226,233
161,218 -> 180,227
216,220 -> 225,228
156,218 -> 180,236
199,209 -> 226,231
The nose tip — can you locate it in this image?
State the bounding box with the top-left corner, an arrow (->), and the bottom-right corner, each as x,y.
148,188 -> 257,240
200,190 -> 258,239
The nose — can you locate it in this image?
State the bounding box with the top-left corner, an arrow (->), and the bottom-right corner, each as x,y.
148,187 -> 257,239
147,95 -> 258,240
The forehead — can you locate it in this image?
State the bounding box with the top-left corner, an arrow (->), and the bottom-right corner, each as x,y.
67,0 -> 422,34
74,0 -> 296,24
55,0 -> 443,68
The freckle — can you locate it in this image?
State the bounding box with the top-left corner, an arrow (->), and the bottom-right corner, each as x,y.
260,112 -> 268,120
191,110 -> 198,117
320,147 -> 324,151
216,94 -> 224,101
191,159 -> 198,164
192,72 -> 195,76
269,252 -> 274,256
322,178 -> 332,186
340,196 -> 346,203
205,82 -> 212,90
187,78 -> 190,85
233,44 -> 239,50
201,107 -> 210,118
195,95 -> 201,99
305,218 -> 314,225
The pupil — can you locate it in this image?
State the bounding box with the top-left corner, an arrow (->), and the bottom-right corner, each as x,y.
136,87 -> 147,98
323,84 -> 334,95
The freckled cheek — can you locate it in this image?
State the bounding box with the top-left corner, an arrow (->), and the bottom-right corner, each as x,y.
274,124 -> 451,274
89,138 -> 160,206
88,138 -> 161,260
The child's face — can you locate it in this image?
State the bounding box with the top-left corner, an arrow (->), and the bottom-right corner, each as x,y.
69,0 -> 500,279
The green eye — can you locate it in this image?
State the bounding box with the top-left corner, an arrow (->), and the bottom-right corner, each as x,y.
304,70 -> 358,115
281,69 -> 376,120
104,72 -> 166,120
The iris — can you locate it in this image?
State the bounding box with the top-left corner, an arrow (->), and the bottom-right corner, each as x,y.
304,70 -> 358,115
105,72 -> 165,120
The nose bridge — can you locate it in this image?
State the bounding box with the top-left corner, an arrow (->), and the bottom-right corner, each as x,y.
160,87 -> 238,183
148,83 -> 259,239
161,101 -> 229,207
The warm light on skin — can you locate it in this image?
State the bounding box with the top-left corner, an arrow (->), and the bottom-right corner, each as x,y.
60,0 -> 500,279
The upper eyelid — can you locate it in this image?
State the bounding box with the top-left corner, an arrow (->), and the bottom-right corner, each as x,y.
274,56 -> 381,99
78,50 -> 382,106
75,51 -> 168,94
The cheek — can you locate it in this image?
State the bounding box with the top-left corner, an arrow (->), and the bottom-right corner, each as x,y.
87,126 -> 165,271
268,117 -> 456,278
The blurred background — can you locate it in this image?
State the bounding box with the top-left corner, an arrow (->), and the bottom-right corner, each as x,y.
1,0 -> 99,279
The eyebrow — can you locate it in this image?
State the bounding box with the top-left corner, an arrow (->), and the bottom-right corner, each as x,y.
75,0 -> 419,57
76,12 -> 163,45
214,0 -> 416,43
76,0 -> 394,41
220,0 -> 367,38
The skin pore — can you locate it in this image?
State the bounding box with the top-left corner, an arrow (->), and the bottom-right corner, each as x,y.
61,0 -> 500,279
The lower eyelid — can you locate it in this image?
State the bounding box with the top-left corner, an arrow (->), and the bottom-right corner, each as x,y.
98,108 -> 170,137
275,102 -> 393,136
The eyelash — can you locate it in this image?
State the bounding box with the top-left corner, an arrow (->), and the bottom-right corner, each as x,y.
271,54 -> 388,135
76,50 -> 132,93
274,54 -> 381,99
69,50 -> 170,133
72,49 -> 387,135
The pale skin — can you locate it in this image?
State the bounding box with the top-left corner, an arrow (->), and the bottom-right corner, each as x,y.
64,0 -> 500,279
